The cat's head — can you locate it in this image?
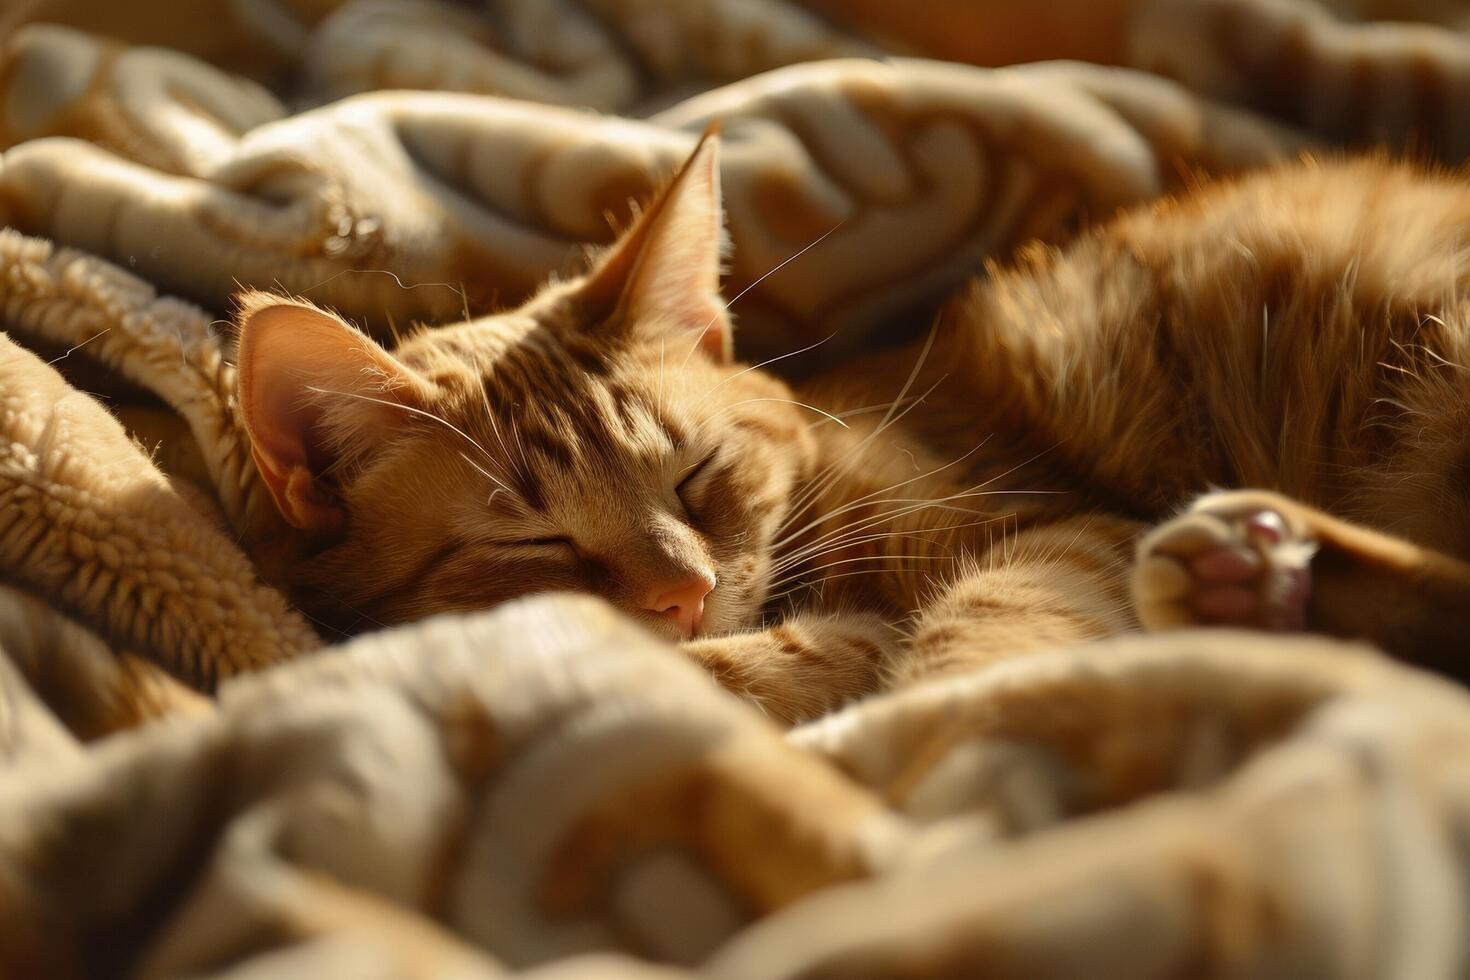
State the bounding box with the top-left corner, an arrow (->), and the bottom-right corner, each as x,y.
234,135 -> 817,639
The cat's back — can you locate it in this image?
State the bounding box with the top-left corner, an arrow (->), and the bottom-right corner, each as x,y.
1108,156 -> 1470,303
972,157 -> 1470,359
946,156 -> 1470,525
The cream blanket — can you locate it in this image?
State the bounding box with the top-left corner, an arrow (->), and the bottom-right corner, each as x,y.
3,1 -> 1470,976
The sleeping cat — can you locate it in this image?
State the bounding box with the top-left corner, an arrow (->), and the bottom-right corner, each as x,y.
234,135 -> 1470,722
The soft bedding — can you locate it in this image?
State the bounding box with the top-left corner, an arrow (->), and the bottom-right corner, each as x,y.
3,1 -> 1470,976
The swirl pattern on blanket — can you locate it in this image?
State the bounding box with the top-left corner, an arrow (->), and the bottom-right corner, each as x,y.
0,21 -> 1305,364
4,0 -> 1470,977
4,597 -> 1470,977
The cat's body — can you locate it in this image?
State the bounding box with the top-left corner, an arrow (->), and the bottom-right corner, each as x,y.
759,155 -> 1470,713
235,142 -> 1470,723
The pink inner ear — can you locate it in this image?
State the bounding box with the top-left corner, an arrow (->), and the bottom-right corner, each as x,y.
679,297 -> 733,361
584,134 -> 734,362
238,298 -> 426,479
241,306 -> 349,474
625,136 -> 731,357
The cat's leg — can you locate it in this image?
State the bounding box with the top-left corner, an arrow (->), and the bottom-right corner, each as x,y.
681,611 -> 899,726
1134,489 -> 1470,678
894,515 -> 1143,685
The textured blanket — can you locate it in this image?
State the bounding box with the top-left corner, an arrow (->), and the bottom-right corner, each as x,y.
4,0 -> 1470,976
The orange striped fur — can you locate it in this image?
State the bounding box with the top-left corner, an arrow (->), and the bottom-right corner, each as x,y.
235,144 -> 1470,723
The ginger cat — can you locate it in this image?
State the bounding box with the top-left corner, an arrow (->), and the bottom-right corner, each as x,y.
235,136 -> 1470,723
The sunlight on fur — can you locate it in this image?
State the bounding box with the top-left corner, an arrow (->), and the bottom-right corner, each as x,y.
236,141 -> 1470,724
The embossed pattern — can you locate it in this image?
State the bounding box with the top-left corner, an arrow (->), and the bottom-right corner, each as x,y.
4,1 -> 1470,977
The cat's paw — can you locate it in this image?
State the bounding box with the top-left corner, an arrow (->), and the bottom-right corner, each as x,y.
1133,490 -> 1318,632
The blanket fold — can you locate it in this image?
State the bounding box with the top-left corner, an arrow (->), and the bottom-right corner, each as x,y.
1,28 -> 1306,365
5,0 -> 1470,976
0,261 -> 317,684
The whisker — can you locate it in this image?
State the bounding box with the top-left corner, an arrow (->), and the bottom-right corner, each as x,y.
771,540 -> 951,584
457,450 -> 519,500
775,435 -> 994,549
471,354 -> 531,485
510,418 -> 533,477
305,385 -> 521,499
697,332 -> 839,406
877,322 -> 941,433
775,507 -> 980,570
680,218 -> 847,369
774,514 -> 1011,576
776,511 -> 1017,570
780,327 -> 944,526
767,553 -> 951,588
831,397 -> 930,419
779,375 -> 950,531
763,567 -> 917,606
658,337 -> 667,419
712,397 -> 850,428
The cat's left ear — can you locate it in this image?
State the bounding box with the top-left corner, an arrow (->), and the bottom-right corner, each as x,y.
234,293 -> 435,537
579,130 -> 732,362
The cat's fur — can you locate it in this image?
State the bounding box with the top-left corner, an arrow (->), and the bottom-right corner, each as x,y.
235,138 -> 1470,723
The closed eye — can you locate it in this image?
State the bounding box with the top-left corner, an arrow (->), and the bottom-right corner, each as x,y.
677,453 -> 716,513
677,454 -> 715,493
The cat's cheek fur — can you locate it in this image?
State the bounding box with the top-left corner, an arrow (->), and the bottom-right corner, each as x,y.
704,447 -> 811,631
397,554 -> 587,624
702,550 -> 771,634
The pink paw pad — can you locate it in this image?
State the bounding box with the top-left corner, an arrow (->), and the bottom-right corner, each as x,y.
1133,497 -> 1317,634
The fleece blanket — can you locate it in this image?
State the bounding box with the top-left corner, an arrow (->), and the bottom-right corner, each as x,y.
3,0 -> 1470,976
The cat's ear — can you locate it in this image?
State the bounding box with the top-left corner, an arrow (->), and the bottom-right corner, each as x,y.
579,130 -> 732,362
235,293 -> 433,536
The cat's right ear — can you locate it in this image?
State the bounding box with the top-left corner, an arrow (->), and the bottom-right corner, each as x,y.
234,293 -> 433,537
576,130 -> 733,361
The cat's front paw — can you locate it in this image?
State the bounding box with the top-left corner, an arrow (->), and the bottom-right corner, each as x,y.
1133,490 -> 1317,632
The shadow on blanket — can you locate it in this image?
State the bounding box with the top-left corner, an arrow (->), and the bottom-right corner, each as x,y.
4,0 -> 1470,976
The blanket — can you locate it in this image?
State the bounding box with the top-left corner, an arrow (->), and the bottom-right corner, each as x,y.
3,0 -> 1470,976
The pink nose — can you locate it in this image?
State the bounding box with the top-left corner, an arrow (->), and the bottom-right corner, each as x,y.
642,573 -> 715,637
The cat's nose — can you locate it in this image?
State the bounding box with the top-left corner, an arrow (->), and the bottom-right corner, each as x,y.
642,573 -> 715,637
